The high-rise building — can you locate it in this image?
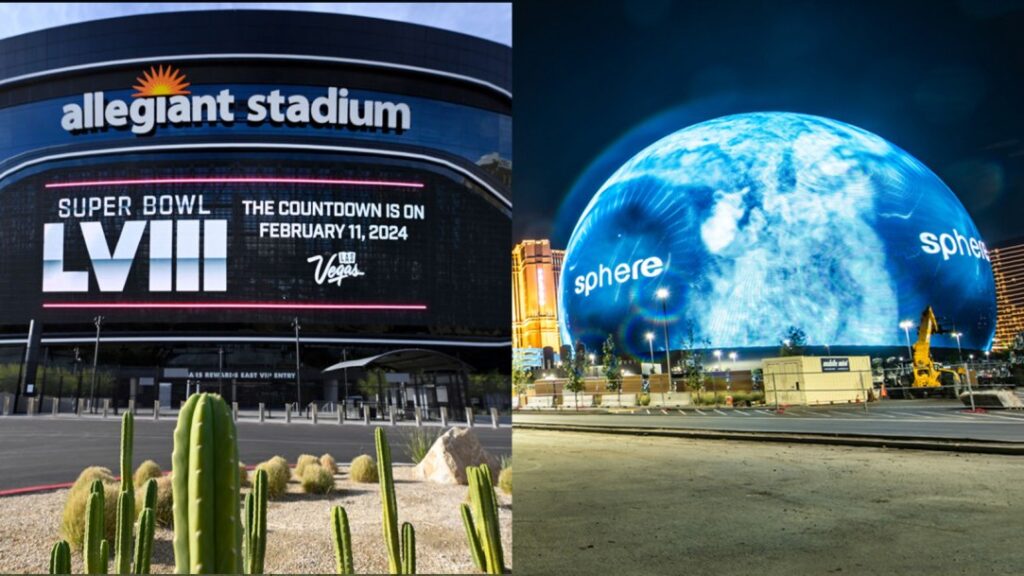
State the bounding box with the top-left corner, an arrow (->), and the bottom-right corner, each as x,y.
991,237 -> 1024,351
512,239 -> 564,352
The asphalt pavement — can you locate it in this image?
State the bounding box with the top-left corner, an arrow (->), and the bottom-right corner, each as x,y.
514,399 -> 1024,443
0,415 -> 510,491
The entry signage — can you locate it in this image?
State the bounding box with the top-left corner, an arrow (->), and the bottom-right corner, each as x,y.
187,370 -> 297,381
820,357 -> 850,372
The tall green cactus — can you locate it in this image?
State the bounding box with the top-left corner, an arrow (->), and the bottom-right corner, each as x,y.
133,508 -> 155,574
172,393 -> 242,574
49,540 -> 71,574
142,477 -> 158,512
244,468 -> 268,574
376,427 -> 416,574
114,412 -> 135,574
330,506 -> 354,574
84,480 -> 106,574
99,539 -> 109,574
461,465 -> 505,574
401,522 -> 416,575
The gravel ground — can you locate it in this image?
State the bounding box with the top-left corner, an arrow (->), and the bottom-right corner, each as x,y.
514,429 -> 1024,576
0,464 -> 511,574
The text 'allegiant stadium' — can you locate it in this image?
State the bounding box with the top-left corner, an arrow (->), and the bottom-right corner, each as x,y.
60,88 -> 411,136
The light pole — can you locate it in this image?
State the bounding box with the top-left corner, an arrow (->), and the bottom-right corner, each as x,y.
951,332 -> 963,364
88,315 -> 103,413
899,320 -> 914,360
589,353 -> 596,377
656,288 -> 673,391
713,350 -> 722,404
645,332 -> 655,366
292,317 -> 302,411
728,351 -> 737,391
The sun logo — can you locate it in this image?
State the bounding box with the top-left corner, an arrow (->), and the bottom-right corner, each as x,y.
132,65 -> 191,98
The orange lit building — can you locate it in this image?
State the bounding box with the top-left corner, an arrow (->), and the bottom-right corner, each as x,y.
991,237 -> 1024,351
512,239 -> 564,351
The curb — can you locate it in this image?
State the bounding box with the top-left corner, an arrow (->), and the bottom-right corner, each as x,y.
0,482 -> 75,497
513,423 -> 1024,455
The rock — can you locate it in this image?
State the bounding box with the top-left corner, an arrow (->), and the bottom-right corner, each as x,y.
413,427 -> 500,485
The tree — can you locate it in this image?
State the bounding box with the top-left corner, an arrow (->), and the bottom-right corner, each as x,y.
564,342 -> 590,410
678,324 -> 711,402
601,335 -> 623,400
511,357 -> 533,399
779,326 -> 807,356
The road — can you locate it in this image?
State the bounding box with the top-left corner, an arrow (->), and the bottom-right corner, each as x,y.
514,428 -> 1024,576
514,400 -> 1024,442
0,415 -> 510,490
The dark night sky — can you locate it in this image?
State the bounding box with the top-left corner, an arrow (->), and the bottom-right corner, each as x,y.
513,0 -> 1024,249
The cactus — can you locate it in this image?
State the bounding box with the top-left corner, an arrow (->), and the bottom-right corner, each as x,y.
99,539 -> 109,574
376,427 -> 415,574
49,540 -> 71,574
401,522 -> 416,575
142,477 -> 158,512
244,468 -> 268,574
330,506 -> 354,574
84,480 -> 105,574
133,508 -> 155,574
172,393 -> 242,574
461,465 -> 505,574
114,412 -> 135,574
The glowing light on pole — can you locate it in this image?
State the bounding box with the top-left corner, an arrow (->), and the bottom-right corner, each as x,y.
645,332 -> 655,367
656,288 -> 673,391
951,331 -> 963,364
899,320 -> 914,360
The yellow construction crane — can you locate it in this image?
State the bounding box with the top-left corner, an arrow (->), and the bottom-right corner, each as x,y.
904,306 -> 965,397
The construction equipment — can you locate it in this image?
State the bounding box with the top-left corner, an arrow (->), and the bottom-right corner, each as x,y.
896,306 -> 966,398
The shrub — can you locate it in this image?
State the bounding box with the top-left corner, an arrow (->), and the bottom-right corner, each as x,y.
300,464 -> 334,495
256,457 -> 290,499
638,393 -> 651,406
133,460 -> 162,488
349,454 -> 378,483
498,466 -> 512,495
320,453 -> 337,474
403,427 -> 441,464
294,453 -> 319,479
60,467 -> 115,550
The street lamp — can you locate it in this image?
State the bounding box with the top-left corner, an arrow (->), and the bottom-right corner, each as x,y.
899,320 -> 914,360
713,350 -> 722,370
291,317 -> 302,411
951,332 -> 963,364
713,350 -> 722,403
656,288 -> 673,391
728,351 -> 737,391
645,332 -> 655,367
88,315 -> 103,413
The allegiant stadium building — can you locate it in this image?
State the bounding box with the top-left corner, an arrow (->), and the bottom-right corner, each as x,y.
0,10 -> 511,413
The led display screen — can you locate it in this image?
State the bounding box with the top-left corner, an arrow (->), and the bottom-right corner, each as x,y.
0,152 -> 509,333
559,112 -> 997,354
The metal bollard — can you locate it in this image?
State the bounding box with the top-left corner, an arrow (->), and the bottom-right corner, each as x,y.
337,405 -> 343,425
232,402 -> 238,422
388,405 -> 396,426
103,399 -> 110,418
415,408 -> 422,427
440,406 -> 448,427
128,399 -> 136,416
3,395 -> 10,416
465,407 -> 474,428
363,405 -> 370,426
491,407 -> 499,429
259,402 -> 265,423
28,397 -> 36,416
52,398 -> 60,417
312,403 -> 318,424
76,398 -> 83,417
286,403 -> 292,424
154,401 -> 160,421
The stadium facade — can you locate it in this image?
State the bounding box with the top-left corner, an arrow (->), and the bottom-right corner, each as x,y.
0,10 -> 512,414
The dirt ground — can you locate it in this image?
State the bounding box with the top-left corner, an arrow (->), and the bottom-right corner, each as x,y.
0,464 -> 511,574
513,429 -> 1023,576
